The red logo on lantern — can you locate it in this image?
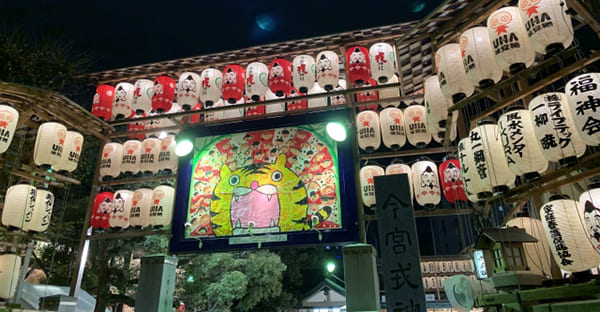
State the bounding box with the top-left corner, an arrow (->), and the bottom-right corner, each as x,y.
74,137 -> 83,152
0,109 -> 15,128
57,129 -> 66,145
459,36 -> 468,58
153,189 -> 165,205
490,11 -> 512,35
520,0 -> 542,17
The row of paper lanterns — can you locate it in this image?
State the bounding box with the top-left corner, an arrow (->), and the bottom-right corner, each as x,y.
1,184 -> 54,233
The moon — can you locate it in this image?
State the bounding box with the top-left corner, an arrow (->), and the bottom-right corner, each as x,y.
412,1 -> 426,12
256,14 -> 275,31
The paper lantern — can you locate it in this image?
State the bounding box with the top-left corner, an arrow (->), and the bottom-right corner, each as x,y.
151,76 -> 175,113
470,123 -> 516,194
0,254 -> 21,299
245,96 -> 265,116
385,163 -> 413,200
155,102 -> 183,135
379,107 -> 406,150
222,64 -> 245,104
158,135 -> 178,173
204,99 -> 225,122
307,82 -> 328,108
140,137 -> 161,174
91,85 -> 114,121
566,73 -> 600,146
488,6 -> 536,74
529,92 -> 586,164
346,45 -> 370,86
132,79 -> 153,115
506,217 -> 558,278
268,58 -> 292,97
540,197 -> 600,272
150,184 -> 175,227
316,51 -> 340,91
112,82 -> 135,120
330,79 -> 347,106
245,62 -> 269,102
199,68 -> 223,107
177,72 -> 201,110
110,189 -> 133,229
91,191 -> 113,229
430,112 -> 458,144
190,102 -> 203,123
360,165 -> 385,207
519,0 -> 574,55
369,42 -> 395,83
460,27 -> 503,89
53,130 -> 84,173
292,54 -> 316,93
223,97 -> 245,120
143,110 -> 160,137
439,159 -> 468,203
129,188 -> 153,228
23,189 -> 54,233
435,44 -> 474,103
578,187 -> 600,255
33,122 -> 67,168
404,104 -> 432,148
286,87 -> 307,111
458,137 -> 493,201
1,183 -> 36,230
121,139 -> 142,175
412,160 -> 441,208
356,79 -> 379,111
424,75 -> 453,130
99,142 -> 123,178
356,110 -> 381,152
498,109 -> 548,179
265,89 -> 286,114
0,105 -> 18,154
379,75 -> 400,108
127,113 -> 146,141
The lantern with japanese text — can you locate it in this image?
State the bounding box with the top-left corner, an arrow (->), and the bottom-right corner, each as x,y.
424,75 -> 453,129
459,27 -> 504,89
385,163 -> 413,200
132,79 -> 153,115
356,79 -> 379,111
268,58 -> 292,97
0,105 -> 19,154
470,123 -> 515,194
540,196 -> 600,272
158,135 -> 178,173
578,186 -> 600,255
404,104 -> 432,148
111,82 -> 135,120
566,73 -> 600,146
330,79 -> 347,106
151,76 -> 175,113
110,189 -> 133,229
127,113 -> 146,141
245,96 -> 265,117
286,87 -> 307,111
150,184 -> 175,228
23,189 -> 54,233
140,137 -> 161,174
518,0 -> 574,55
91,85 -> 114,121
379,107 -> 406,150
506,217 -> 559,278
439,159 -> 468,203
307,82 -> 328,108
487,6 -> 536,74
33,122 -> 67,169
379,75 -> 400,107
356,110 -> 381,152
0,254 -> 21,299
360,165 -> 385,207
121,139 -> 142,175
458,137 -> 493,200
199,68 -> 223,107
346,45 -> 370,86
412,160 -> 441,208
265,89 -> 286,114
222,64 -> 246,104
177,72 -> 201,110
316,51 -> 340,91
245,62 -> 269,102
292,54 -> 316,93
369,42 -> 395,83
435,44 -> 474,103
1,183 -> 36,230
99,142 -> 123,179
53,130 -> 83,173
129,188 -> 153,228
529,92 -> 586,164
91,191 -> 113,229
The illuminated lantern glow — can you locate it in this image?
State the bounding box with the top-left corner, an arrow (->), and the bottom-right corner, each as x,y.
110,189 -> 133,229
430,112 -> 458,144
0,254 -> 21,299
498,109 -> 548,180
265,89 -> 286,114
53,130 -> 84,173
346,45 -> 371,86
150,184 -> 176,228
151,76 -> 176,113
129,188 -> 153,228
33,122 -> 67,169
518,0 -> 574,55
1,183 -> 36,230
23,188 -> 54,233
439,159 -> 468,203
245,96 -> 265,117
190,102 -> 203,123
91,191 -> 113,229
379,75 -> 401,108
204,99 -> 225,122
470,123 -> 516,194
292,54 -> 316,93
286,87 -> 307,111
199,68 -> 223,108
506,217 -> 559,278
132,79 -> 154,115
268,58 -> 292,97
356,110 -> 381,152
412,160 -> 441,208
566,73 -> 600,146
121,139 -> 142,175
307,82 -> 328,108
424,75 -> 453,130
540,196 -> 600,272
127,112 -> 146,141
487,6 -> 536,74
222,64 -> 246,104
579,187 -> 600,255
435,44 -> 474,103
315,51 -> 340,91
330,79 -> 347,106
369,42 -> 395,83
404,104 -> 432,148
99,142 -> 123,179
223,97 -> 245,120
460,27 -> 503,89
356,79 -> 379,111
177,72 -> 202,110
245,62 -> 269,102
140,137 -> 161,174
0,105 -> 18,154
91,85 -> 115,121
360,165 -> 385,207
111,82 -> 135,120
458,137 -> 493,200
379,107 -> 406,150
529,92 -> 586,164
158,134 -> 178,173
385,163 -> 413,200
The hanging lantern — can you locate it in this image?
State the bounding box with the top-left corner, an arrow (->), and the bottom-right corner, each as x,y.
0,105 -> 18,154
91,191 -> 113,229
158,134 -> 178,173
223,97 -> 245,119
529,92 -> 586,165
292,54 -> 316,93
458,137 -> 493,201
121,139 -> 142,175
518,0 -> 574,55
435,44 -> 474,103
150,184 -> 176,228
356,79 -> 379,111
498,109 -> 548,180
99,142 -> 123,179
127,112 -> 146,141
140,137 -> 161,174
245,62 -> 269,102
412,160 -> 441,208
33,122 -> 67,168
204,99 -> 225,122
111,82 -> 135,120
23,188 -> 54,233
540,196 -> 600,272
430,112 -> 458,145
156,102 -> 183,136
1,183 -> 36,230
404,104 -> 432,148
379,75 -> 401,108
129,188 -> 153,228
460,27 -> 504,89
439,159 -> 468,203
268,58 -> 292,97
369,42 -> 395,83
286,87 -> 307,111
379,107 -> 406,150
144,110 -> 160,137
222,64 -> 246,104
307,82 -> 328,108
110,189 -> 133,229
190,102 -> 203,123
53,131 -> 84,173
132,79 -> 154,115
506,217 -> 559,278
0,254 -> 21,299
316,51 -> 340,91
424,75 -> 453,130
265,89 -> 286,114
245,96 -> 265,116
91,85 -> 115,121
470,123 -> 515,194
385,163 -> 413,200
566,73 -> 600,146
330,79 -> 347,106
360,165 -> 385,207
151,75 -> 176,113
346,45 -> 370,86
177,72 -> 201,110
199,68 -> 223,107
578,186 -> 600,255
356,110 -> 381,152
487,6 -> 536,74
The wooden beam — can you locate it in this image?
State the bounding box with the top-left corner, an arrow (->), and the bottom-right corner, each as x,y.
365,208 -> 475,220
359,146 -> 457,161
98,174 -> 178,187
87,229 -> 171,241
566,0 -> 600,37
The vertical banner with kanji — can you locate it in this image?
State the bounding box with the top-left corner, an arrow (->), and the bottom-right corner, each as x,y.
375,174 -> 426,312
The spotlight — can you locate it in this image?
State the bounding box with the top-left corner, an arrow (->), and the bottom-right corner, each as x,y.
175,139 -> 193,157
326,122 -> 347,142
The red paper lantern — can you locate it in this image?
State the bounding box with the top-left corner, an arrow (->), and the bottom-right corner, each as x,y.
346,45 -> 371,86
268,59 -> 292,97
91,191 -> 113,229
92,85 -> 114,121
357,79 -> 379,111
222,64 -> 246,104
439,159 -> 468,203
286,87 -> 307,111
245,96 -> 265,116
151,76 -> 175,113
190,102 -> 202,123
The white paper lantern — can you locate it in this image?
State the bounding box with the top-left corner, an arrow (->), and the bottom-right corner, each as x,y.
379,107 -> 406,150
578,187 -> 600,255
34,122 -> 67,168
424,75 -> 454,130
458,137 -> 493,201
199,68 -> 223,108
53,131 -> 84,173
379,75 -> 400,108
369,42 -> 395,83
292,55 -> 316,94
223,97 -> 245,119
245,62 -> 269,102
121,140 -> 142,175
459,27 -> 504,88
356,110 -> 381,152
0,254 -> 21,299
132,79 -> 154,115
112,82 -> 135,120
110,189 -> 133,229
140,137 -> 161,174
360,165 -> 385,207
150,184 -> 175,227
435,43 -> 474,103
431,112 -> 458,144
404,104 -> 432,148
23,189 -> 54,233
129,188 -> 153,228
385,163 -> 413,200
566,73 -> 600,146
315,51 -> 340,91
498,109 -> 548,179
158,134 -> 178,173
518,0 -> 574,55
307,82 -> 328,108
330,79 -> 347,106
1,183 -> 36,230
506,217 -> 558,278
99,142 -> 123,178
204,99 -> 225,122
177,72 -> 201,110
412,160 -> 441,208
540,197 -> 600,272
529,92 -> 587,164
265,89 -> 286,114
0,105 -> 19,154
470,124 -> 516,194
487,6 -> 536,74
